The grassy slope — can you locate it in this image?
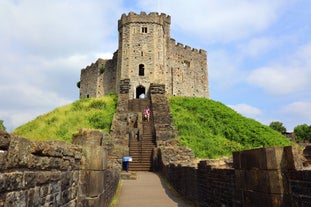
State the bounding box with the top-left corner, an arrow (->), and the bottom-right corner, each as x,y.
13,95 -> 117,142
13,95 -> 292,158
169,97 -> 292,158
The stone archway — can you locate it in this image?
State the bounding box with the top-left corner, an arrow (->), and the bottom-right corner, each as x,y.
136,85 -> 145,99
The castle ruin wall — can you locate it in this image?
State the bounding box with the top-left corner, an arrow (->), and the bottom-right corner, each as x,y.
158,145 -> 311,207
167,39 -> 209,98
0,130 -> 120,207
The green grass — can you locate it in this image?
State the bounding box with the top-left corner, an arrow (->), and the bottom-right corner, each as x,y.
169,97 -> 292,158
13,95 -> 292,159
13,94 -> 117,142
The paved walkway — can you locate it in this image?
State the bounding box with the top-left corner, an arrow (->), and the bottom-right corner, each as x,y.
116,172 -> 192,207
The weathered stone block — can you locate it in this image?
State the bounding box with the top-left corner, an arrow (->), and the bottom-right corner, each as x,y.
5,172 -> 24,192
233,147 -> 287,170
236,169 -> 283,194
0,150 -> 7,170
6,136 -> 32,169
0,130 -> 10,150
0,193 -> 5,206
79,170 -> 105,197
26,187 -> 40,206
39,185 -> 49,198
243,191 -> 283,207
50,181 -> 61,194
72,129 -> 103,146
5,191 -> 27,207
24,171 -> 37,188
80,145 -> 107,170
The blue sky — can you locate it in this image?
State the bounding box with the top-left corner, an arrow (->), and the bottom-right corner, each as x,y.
0,0 -> 310,132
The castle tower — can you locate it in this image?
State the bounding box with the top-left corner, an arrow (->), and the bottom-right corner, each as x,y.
116,12 -> 171,99
79,12 -> 209,99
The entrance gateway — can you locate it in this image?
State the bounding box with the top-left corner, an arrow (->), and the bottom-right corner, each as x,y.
136,85 -> 145,99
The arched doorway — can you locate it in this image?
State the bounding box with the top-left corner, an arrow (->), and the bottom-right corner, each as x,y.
136,85 -> 145,99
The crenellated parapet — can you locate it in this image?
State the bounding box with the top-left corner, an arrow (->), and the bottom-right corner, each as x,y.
118,11 -> 171,30
170,38 -> 206,56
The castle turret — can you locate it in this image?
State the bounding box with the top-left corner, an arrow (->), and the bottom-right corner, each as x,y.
116,12 -> 171,98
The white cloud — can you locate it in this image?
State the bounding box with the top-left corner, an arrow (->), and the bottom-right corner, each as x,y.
137,0 -> 288,43
280,101 -> 311,122
247,66 -> 310,95
0,83 -> 72,132
247,42 -> 311,95
276,101 -> 311,131
0,0 -> 121,57
238,37 -> 279,58
208,49 -> 246,89
228,103 -> 262,117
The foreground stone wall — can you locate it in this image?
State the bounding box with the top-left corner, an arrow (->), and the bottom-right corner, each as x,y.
159,145 -> 311,207
0,130 -> 120,207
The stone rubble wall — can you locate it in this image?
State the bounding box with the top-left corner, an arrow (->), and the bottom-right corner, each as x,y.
167,39 -> 209,98
79,53 -> 118,99
159,145 -> 311,207
149,84 -> 178,142
0,129 -> 120,207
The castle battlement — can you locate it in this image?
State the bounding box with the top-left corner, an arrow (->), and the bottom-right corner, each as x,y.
170,39 -> 206,56
118,11 -> 171,29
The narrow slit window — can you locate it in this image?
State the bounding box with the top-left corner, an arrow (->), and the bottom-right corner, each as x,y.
139,64 -> 145,76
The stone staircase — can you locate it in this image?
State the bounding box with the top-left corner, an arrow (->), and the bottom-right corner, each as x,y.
128,99 -> 156,171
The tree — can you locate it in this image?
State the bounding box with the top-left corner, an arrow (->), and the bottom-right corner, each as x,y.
294,124 -> 311,142
269,121 -> 286,134
0,120 -> 6,131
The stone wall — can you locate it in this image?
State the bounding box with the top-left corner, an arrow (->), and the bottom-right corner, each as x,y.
79,53 -> 118,99
0,130 -> 120,207
159,145 -> 311,207
167,39 -> 209,98
287,170 -> 311,206
150,84 -> 178,142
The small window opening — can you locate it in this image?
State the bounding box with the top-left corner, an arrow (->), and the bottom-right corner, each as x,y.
142,27 -> 148,33
141,51 -> 144,56
184,60 -> 190,68
139,64 -> 145,76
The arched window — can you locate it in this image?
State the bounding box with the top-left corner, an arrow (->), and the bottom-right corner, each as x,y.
139,64 -> 145,76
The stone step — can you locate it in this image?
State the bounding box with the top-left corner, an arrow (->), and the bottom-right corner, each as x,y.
127,99 -> 156,172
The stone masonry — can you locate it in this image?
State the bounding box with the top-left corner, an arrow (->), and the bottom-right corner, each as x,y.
158,145 -> 311,207
0,129 -> 119,207
79,12 -> 209,100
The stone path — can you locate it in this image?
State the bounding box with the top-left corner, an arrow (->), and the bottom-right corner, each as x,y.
116,172 -> 192,207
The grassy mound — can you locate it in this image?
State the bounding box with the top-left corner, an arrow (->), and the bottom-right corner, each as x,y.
13,94 -> 117,142
169,97 -> 292,158
13,95 -> 292,158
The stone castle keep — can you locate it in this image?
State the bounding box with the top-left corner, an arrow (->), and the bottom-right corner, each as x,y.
79,11 -> 209,99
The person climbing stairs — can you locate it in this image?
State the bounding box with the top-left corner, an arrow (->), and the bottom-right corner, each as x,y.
127,99 -> 156,171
